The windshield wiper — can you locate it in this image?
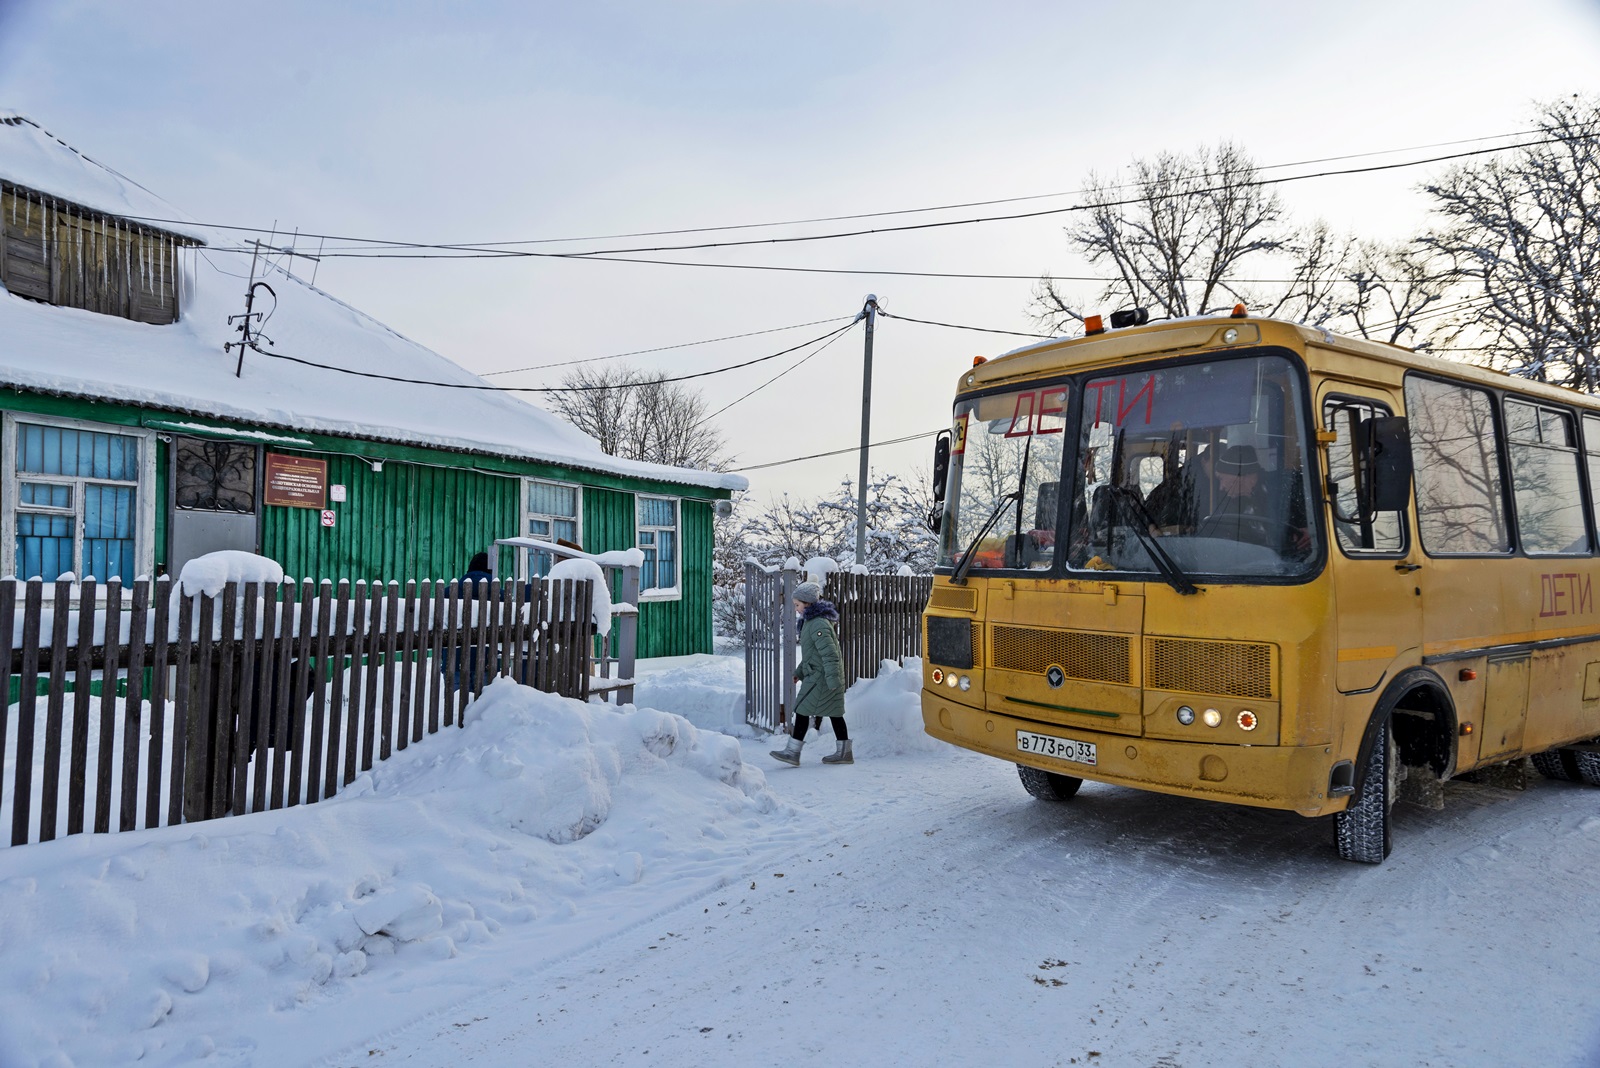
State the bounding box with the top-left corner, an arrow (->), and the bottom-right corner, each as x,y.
1104,428 -> 1199,596
1106,484 -> 1200,596
950,490 -> 1020,586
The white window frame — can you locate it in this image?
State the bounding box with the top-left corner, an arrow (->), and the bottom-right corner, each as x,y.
1,412 -> 158,587
521,477 -> 583,576
636,494 -> 682,602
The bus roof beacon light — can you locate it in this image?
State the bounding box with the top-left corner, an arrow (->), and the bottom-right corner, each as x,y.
1231,303 -> 1248,318
1084,315 -> 1106,335
1109,308 -> 1150,330
972,356 -> 988,367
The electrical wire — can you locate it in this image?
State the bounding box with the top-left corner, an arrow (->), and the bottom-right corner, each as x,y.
733,429 -> 946,473
696,321 -> 860,427
480,314 -> 855,377
287,135 -> 1575,263
242,321 -> 859,393
876,310 -> 1053,339
102,127 -> 1559,254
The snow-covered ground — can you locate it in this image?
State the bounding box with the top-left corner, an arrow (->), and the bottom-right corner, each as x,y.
2,654 -> 1599,1067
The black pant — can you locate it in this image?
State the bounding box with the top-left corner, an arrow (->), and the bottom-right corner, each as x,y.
791,716 -> 847,742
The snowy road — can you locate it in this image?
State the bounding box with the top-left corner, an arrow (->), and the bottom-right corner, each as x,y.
318,744 -> 1600,1068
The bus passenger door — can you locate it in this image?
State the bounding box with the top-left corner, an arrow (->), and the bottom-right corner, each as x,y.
1319,388 -> 1421,694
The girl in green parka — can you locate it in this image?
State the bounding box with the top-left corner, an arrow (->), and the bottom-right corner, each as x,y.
769,581 -> 851,766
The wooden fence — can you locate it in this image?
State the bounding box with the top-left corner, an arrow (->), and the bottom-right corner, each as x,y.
822,572 -> 933,686
1,574 -> 593,848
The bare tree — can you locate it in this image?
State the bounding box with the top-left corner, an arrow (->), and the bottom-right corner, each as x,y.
1422,96 -> 1600,390
1340,239 -> 1450,347
1032,142 -> 1286,332
548,364 -> 729,470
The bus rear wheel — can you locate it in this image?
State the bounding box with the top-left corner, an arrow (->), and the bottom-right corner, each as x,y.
1572,749 -> 1600,787
1335,718 -> 1396,864
1531,750 -> 1579,781
1017,763 -> 1083,802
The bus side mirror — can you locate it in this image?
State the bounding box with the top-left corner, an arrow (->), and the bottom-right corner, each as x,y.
1362,416 -> 1412,513
927,431 -> 952,535
931,432 -> 951,503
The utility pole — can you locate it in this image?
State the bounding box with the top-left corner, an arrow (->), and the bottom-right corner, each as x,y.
854,295 -> 879,566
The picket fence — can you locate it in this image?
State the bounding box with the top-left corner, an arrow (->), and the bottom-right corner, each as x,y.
1,574 -> 594,848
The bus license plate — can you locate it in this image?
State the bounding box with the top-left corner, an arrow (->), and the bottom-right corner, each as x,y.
1016,730 -> 1096,766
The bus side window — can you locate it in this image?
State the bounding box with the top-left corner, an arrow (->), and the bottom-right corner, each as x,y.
1323,398 -> 1405,554
1584,414 -> 1600,552
1505,399 -> 1590,555
1404,376 -> 1512,556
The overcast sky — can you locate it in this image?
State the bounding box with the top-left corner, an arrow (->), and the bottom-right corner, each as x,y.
2,0 -> 1598,505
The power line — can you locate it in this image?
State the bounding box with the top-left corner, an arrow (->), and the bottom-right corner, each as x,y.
285,135 -> 1572,264
734,428 -> 945,473
480,314 -> 855,377
241,321 -> 859,393
877,310 -> 1053,339
108,127 -> 1553,254
697,321 -> 860,426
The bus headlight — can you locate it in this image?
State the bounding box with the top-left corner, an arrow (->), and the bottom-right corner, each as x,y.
1176,705 -> 1195,726
1202,708 -> 1222,728
946,673 -> 959,689
958,675 -> 972,691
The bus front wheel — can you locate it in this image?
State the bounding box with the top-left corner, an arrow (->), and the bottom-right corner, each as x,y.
1017,763 -> 1083,802
1335,718 -> 1396,864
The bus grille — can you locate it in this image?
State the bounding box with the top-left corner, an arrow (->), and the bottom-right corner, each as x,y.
928,586 -> 978,612
991,626 -> 1132,685
924,617 -> 983,669
1145,638 -> 1274,699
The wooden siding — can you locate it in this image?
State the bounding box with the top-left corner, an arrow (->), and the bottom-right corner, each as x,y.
261,454 -> 521,583
1,184 -> 185,325
0,392 -> 727,655
582,488 -> 712,657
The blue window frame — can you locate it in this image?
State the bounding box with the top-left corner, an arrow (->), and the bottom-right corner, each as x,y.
637,495 -> 679,596
525,479 -> 582,576
8,419 -> 147,583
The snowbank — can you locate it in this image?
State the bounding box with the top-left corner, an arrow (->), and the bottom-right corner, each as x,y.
633,653 -> 752,737
0,680 -> 784,1067
835,656 -> 941,757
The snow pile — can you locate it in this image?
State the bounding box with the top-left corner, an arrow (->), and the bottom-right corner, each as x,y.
838,656 -> 941,757
803,556 -> 840,584
633,653 -> 752,737
545,557 -> 612,632
173,550 -> 285,598
0,680 -> 784,1067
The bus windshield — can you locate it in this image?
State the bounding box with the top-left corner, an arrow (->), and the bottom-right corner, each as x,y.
938,383 -> 1069,571
1066,353 -> 1319,579
937,352 -> 1320,579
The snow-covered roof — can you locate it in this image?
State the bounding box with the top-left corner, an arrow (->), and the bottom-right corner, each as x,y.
0,114 -> 746,494
0,114 -> 206,243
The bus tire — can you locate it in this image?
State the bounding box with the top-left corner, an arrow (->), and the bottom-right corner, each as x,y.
1531,750 -> 1578,782
1335,718 -> 1395,864
1571,749 -> 1600,787
1017,763 -> 1083,802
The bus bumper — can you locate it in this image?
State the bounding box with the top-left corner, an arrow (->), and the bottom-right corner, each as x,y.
923,694 -> 1342,817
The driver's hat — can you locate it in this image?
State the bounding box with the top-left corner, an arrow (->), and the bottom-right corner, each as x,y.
1214,444 -> 1263,477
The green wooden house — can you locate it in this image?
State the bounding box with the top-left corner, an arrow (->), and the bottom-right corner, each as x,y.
0,113 -> 742,657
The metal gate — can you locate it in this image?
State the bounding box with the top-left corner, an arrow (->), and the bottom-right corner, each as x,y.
743,561 -> 797,733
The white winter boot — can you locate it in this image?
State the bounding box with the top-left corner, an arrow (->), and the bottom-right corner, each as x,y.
821,739 -> 853,765
770,736 -> 804,766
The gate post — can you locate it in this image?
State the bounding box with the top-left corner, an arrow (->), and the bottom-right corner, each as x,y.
780,566 -> 797,729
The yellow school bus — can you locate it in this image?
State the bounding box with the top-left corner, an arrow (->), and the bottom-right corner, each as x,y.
920,309 -> 1600,863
